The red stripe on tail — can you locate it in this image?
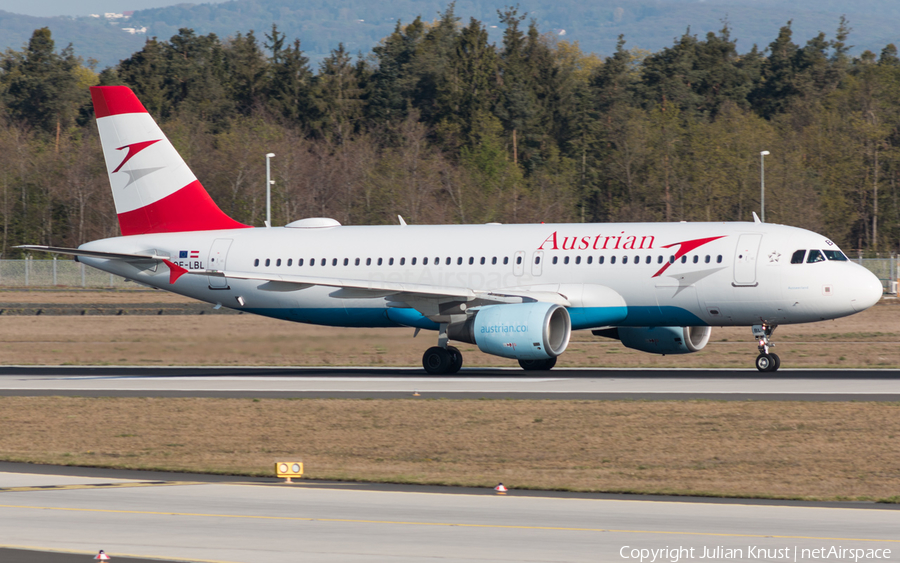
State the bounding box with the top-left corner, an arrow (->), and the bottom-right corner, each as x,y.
91,86 -> 148,117
117,180 -> 250,236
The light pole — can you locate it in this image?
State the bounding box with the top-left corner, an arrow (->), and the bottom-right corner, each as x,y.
760,150 -> 770,223
266,153 -> 275,227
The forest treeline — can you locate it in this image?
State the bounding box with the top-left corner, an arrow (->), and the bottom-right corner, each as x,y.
2,5 -> 900,257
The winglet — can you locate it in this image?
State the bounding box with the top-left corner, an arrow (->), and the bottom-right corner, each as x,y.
162,259 -> 188,284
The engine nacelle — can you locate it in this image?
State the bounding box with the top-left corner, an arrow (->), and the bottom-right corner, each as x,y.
450,302 -> 571,360
599,326 -> 711,355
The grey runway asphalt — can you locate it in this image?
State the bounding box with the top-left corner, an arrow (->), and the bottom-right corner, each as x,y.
1,366 -> 900,400
1,465 -> 899,563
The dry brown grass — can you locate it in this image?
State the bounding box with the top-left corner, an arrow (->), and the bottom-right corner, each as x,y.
1,397 -> 899,501
0,290 -> 898,367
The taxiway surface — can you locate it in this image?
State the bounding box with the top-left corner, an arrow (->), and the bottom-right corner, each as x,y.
1,467 -> 898,563
0,366 -> 899,400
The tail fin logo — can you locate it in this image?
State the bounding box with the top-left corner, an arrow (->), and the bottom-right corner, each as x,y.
113,139 -> 164,188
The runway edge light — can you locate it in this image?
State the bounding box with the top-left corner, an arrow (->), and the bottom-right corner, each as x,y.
94,550 -> 111,560
276,461 -> 303,483
494,483 -> 507,495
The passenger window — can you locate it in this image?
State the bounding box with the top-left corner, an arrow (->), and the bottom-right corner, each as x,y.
400,257 -> 405,266
535,256 -> 541,264
446,257 -> 452,265
669,256 -> 675,264
645,256 -> 651,264
254,259 -> 259,267
411,257 -> 416,265
599,256 -> 604,264
377,258 -> 383,266
492,257 -> 497,265
575,256 -> 581,265
681,256 -> 687,264
823,250 -> 848,261
658,256 -> 663,264
287,259 -> 293,266
791,250 -> 807,264
389,258 -> 394,265
276,259 -> 281,266
623,256 -> 628,264
457,257 -> 462,265
610,256 -> 616,264
322,259 -> 326,266
587,256 -> 593,264
807,250 -> 825,263
344,258 -> 349,266
330,258 -> 336,266
298,258 -> 304,266
693,255 -> 699,264
516,256 -> 522,265
423,257 -> 428,265
265,259 -> 271,267
366,258 -> 371,266
468,257 -> 474,265
355,258 -> 360,266
717,255 -> 723,263
564,256 -> 570,265
704,255 -> 710,263
553,256 -> 558,265
634,255 -> 639,263
503,257 -> 509,265
480,257 -> 485,265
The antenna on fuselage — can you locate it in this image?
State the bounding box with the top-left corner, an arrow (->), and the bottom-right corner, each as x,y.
752,212 -> 762,224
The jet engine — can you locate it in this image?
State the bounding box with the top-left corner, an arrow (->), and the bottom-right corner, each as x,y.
449,302 -> 571,360
594,326 -> 711,355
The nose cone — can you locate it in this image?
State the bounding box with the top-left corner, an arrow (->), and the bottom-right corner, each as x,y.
851,268 -> 883,312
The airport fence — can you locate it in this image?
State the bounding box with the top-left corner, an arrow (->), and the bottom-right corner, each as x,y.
0,257 -> 897,293
0,258 -> 130,288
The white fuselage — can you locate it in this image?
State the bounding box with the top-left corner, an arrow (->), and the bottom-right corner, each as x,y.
78,221 -> 883,331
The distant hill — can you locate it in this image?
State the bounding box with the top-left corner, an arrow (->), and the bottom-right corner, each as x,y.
3,0 -> 900,69
0,10 -> 145,67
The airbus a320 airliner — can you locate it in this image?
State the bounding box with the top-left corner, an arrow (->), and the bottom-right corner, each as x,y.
20,86 -> 883,373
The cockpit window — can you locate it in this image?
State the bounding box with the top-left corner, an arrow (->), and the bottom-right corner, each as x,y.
791,250 -> 806,264
807,249 -> 826,263
823,250 -> 848,261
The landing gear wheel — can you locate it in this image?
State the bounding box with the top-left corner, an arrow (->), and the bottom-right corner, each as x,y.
518,357 -> 558,371
770,353 -> 780,371
447,346 -> 463,374
756,353 -> 777,372
423,346 -> 452,375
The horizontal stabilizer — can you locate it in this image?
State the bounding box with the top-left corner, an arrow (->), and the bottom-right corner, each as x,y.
15,245 -> 165,261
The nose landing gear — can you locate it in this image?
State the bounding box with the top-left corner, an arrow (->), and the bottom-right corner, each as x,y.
752,324 -> 780,372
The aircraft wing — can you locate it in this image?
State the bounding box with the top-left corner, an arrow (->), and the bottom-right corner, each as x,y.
194,269 -> 571,321
205,269 -> 477,299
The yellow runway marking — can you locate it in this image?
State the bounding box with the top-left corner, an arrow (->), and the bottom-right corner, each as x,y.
0,503 -> 897,543
0,481 -> 204,493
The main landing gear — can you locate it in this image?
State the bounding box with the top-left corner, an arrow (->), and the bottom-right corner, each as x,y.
753,324 -> 780,372
422,323 -> 463,375
422,346 -> 463,375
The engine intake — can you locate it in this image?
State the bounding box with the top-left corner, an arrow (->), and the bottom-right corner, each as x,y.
449,302 -> 571,360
